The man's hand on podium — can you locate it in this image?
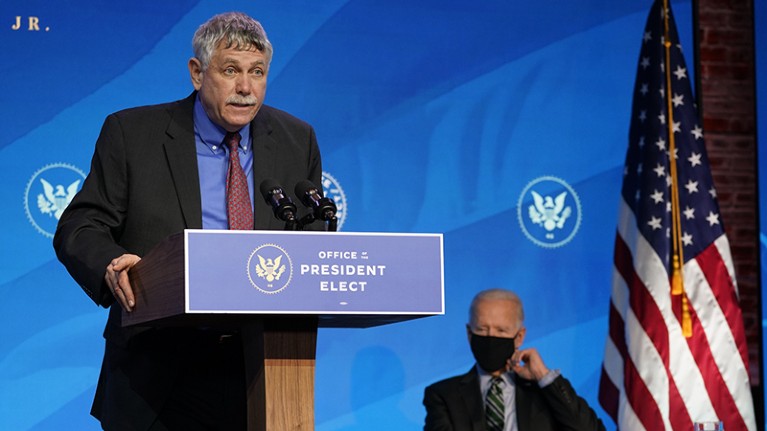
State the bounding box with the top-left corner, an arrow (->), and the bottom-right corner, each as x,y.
105,254 -> 141,312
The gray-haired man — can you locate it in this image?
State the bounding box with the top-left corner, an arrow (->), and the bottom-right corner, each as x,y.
54,12 -> 322,430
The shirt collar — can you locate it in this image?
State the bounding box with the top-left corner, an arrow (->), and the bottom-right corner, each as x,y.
476,364 -> 514,390
193,94 -> 251,152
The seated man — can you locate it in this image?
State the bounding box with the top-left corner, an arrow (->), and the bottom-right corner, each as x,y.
423,288 -> 606,431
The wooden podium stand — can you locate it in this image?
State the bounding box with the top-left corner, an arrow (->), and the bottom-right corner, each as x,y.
124,230 -> 443,431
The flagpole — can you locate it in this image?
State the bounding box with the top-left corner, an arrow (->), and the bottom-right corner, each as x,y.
661,0 -> 693,337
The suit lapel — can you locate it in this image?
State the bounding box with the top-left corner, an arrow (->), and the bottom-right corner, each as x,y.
163,94 -> 203,229
250,107 -> 279,229
460,369 -> 487,431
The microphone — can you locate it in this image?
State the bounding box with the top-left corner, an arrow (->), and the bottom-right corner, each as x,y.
294,180 -> 337,222
259,179 -> 297,221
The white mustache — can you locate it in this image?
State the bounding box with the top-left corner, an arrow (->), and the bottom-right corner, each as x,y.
226,95 -> 258,106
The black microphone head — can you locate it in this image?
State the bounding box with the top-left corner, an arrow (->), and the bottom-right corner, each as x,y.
294,180 -> 322,200
259,179 -> 283,202
295,180 -> 336,221
259,179 -> 296,221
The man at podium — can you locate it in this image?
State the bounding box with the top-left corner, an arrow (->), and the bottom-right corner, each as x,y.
423,288 -> 605,431
53,11 -> 322,431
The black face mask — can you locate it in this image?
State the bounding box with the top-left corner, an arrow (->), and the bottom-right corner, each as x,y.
469,333 -> 516,373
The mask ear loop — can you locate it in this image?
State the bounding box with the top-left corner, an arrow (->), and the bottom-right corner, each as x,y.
508,329 -> 524,367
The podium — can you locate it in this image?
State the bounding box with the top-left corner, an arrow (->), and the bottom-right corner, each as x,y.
125,229 -> 444,431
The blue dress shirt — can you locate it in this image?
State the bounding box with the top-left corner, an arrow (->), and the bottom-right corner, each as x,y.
193,96 -> 255,229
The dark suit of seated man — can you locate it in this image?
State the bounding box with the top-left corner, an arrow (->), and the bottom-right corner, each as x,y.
423,288 -> 606,431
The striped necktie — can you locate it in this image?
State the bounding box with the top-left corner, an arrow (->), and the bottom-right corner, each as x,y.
486,377 -> 505,431
224,132 -> 253,230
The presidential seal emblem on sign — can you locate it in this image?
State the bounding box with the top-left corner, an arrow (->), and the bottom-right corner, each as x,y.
322,171 -> 347,231
24,163 -> 86,238
247,243 -> 293,294
517,176 -> 582,248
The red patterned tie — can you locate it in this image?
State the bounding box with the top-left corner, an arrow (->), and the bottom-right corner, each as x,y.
225,132 -> 253,230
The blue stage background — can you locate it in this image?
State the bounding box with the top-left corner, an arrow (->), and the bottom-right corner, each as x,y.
0,1 -> 695,429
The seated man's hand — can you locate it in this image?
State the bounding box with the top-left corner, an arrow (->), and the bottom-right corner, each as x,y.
511,347 -> 550,381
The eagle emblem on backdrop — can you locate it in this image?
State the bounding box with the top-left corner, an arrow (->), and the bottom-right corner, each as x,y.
25,163 -> 86,238
517,176 -> 582,248
528,191 -> 572,233
247,244 -> 293,294
38,178 -> 80,220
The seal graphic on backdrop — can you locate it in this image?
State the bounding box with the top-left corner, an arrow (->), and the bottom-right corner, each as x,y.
517,176 -> 582,248
247,243 -> 293,294
322,171 -> 347,230
25,163 -> 86,238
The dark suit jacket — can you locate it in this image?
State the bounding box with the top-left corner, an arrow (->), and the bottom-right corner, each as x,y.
423,368 -> 606,431
53,93 -> 322,430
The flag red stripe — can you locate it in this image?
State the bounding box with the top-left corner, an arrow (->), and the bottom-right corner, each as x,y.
598,366 -> 619,421
600,295 -> 628,421
614,233 -> 669,365
623,350 -> 665,430
608,282 -> 628,359
614,232 -> 670,429
680,286 -> 748,430
667,370 -> 693,430
696,241 -> 749,368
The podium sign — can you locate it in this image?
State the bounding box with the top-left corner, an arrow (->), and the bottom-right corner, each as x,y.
187,229 -> 443,314
124,230 -> 444,327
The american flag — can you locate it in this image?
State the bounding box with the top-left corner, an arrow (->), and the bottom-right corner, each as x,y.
598,1 -> 756,430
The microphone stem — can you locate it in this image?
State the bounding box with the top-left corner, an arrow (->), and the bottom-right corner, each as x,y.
284,218 -> 296,231
327,216 -> 338,232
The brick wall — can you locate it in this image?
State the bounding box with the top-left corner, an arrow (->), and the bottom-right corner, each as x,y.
696,0 -> 761,402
